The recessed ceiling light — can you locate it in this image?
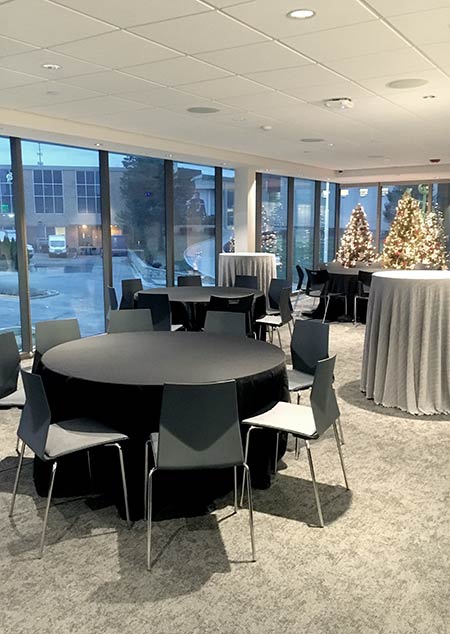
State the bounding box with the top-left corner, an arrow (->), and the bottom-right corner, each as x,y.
45,90 -> 58,95
422,94 -> 436,99
301,137 -> 324,143
94,143 -> 102,147
42,63 -> 61,70
328,143 -> 334,147
386,78 -> 428,89
260,125 -> 272,131
166,153 -> 173,158
324,97 -> 354,110
287,9 -> 315,19
187,106 -> 220,114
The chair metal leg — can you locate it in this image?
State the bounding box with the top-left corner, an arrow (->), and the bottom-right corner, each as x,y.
147,467 -> 157,571
273,431 -> 279,474
333,422 -> 349,490
276,327 -> 282,348
294,436 -> 300,459
39,461 -> 58,558
240,426 -> 257,507
86,449 -> 92,484
337,416 -> 345,445
287,320 -> 292,337
353,296 -> 358,326
243,463 -> 256,562
15,435 -> 20,456
9,440 -> 25,517
322,296 -> 330,324
233,466 -> 238,513
305,440 -> 324,528
112,443 -> 131,528
344,294 -> 348,316
144,439 -> 150,518
297,392 -> 301,404
269,327 -> 273,343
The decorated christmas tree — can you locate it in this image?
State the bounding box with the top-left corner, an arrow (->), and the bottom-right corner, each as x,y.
261,204 -> 278,253
382,192 -> 425,269
421,207 -> 448,269
335,203 -> 376,267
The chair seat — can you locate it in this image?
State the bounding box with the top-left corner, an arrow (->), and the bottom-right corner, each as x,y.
355,294 -> 369,300
266,307 -> 280,316
41,418 -> 128,460
327,292 -> 346,297
171,324 -> 184,332
0,386 -> 25,409
243,401 -> 318,439
255,315 -> 283,327
287,368 -> 314,392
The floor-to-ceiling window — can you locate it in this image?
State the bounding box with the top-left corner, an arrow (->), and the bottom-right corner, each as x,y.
21,140 -> 104,337
319,182 -> 337,263
109,153 -> 166,292
261,174 -> 288,279
173,162 -> 216,285
292,178 -> 315,285
0,137 -> 21,346
339,185 -> 378,239
222,168 -> 234,252
380,183 -> 429,242
432,182 -> 450,251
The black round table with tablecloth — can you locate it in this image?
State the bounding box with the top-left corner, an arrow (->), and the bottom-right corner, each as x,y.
136,286 -> 266,330
37,332 -> 289,520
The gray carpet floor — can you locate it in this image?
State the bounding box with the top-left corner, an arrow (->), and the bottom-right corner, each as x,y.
1,315 -> 450,634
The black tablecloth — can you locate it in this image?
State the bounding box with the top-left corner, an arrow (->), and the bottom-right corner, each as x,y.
311,272 -> 367,322
136,286 -> 266,330
37,332 -> 289,520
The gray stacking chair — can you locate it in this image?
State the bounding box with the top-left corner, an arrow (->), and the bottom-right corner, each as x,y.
234,275 -> 258,290
353,270 -> 373,326
9,371 -> 131,558
204,311 -> 247,337
107,308 -> 153,334
267,278 -> 291,315
0,332 -> 25,455
287,320 -> 329,403
208,294 -> 255,338
145,381 -> 255,570
177,274 -> 202,287
107,286 -> 118,312
241,356 -> 348,528
255,287 -> 293,347
136,293 -> 183,332
120,278 -> 143,309
32,318 -> 81,373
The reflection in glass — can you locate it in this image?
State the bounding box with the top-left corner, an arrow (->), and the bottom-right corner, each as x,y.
381,183 -> 429,242
222,168 -> 235,253
339,185 -> 378,240
261,174 -> 288,278
432,182 -> 450,251
293,178 -> 315,286
319,182 -> 336,263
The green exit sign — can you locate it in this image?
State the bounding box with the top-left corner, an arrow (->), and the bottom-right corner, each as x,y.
1,203 -> 9,212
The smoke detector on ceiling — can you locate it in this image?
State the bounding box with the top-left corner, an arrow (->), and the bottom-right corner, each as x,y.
323,97 -> 354,110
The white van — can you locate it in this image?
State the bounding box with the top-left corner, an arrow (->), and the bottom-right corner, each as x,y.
48,234 -> 67,257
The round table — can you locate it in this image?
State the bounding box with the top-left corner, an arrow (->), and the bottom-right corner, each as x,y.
361,271 -> 450,415
136,286 -> 266,330
38,332 -> 289,519
218,252 -> 277,295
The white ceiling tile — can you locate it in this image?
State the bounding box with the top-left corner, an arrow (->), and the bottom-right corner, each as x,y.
29,95 -> 147,119
359,69 -> 450,97
50,0 -> 211,28
0,35 -> 37,58
178,76 -> 269,99
422,42 -> 450,73
217,89 -> 297,111
61,71 -> 158,94
224,0 -> 375,39
326,48 -> 434,81
293,81 -> 373,102
384,90 -> 450,120
113,86 -> 213,108
196,41 -> 310,74
0,49 -> 108,79
365,0 -> 450,17
0,0 -> 115,48
0,80 -> 101,109
0,67 -> 44,89
51,31 -> 180,70
246,64 -> 341,91
283,21 -> 406,63
205,1 -> 254,7
122,57 -> 231,87
335,96 -> 421,129
130,11 -> 268,55
390,8 -> 450,46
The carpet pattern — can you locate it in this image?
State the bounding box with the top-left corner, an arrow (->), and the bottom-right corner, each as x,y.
1,313 -> 450,634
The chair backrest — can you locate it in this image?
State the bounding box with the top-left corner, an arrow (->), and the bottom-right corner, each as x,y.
204,311 -> 247,337
120,278 -> 143,309
177,275 -> 202,287
35,318 -> 81,356
107,309 -> 153,333
234,274 -> 258,290
310,356 -> 340,437
0,331 -> 20,398
157,381 -> 244,470
278,287 -> 293,325
268,278 -> 290,310
295,265 -> 304,291
357,269 -> 373,294
208,294 -> 254,336
305,269 -> 329,294
137,293 -> 171,331
291,319 -> 329,374
107,286 -> 118,311
17,370 -> 52,460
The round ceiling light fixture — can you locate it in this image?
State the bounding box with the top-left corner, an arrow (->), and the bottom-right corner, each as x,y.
42,63 -> 61,70
187,106 -> 220,114
287,9 -> 315,19
301,137 -> 324,143
260,125 -> 273,131
422,94 -> 436,99
324,97 -> 354,110
386,78 -> 428,89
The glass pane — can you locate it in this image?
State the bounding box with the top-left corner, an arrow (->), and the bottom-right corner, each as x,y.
34,170 -> 42,183
261,174 -> 288,278
22,140 -> 104,338
173,161 -> 215,285
76,171 -> 84,184
293,178 -> 315,287
0,137 -> 21,348
319,182 -> 336,263
222,168 -> 234,252
86,171 -> 95,184
110,153 -> 167,290
381,183 -> 428,242
339,185 -> 378,240
44,197 -> 54,213
432,182 -> 450,251
35,197 -> 44,213
43,170 -> 52,183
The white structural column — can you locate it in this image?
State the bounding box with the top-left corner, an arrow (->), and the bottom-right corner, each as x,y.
234,167 -> 256,252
